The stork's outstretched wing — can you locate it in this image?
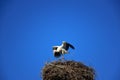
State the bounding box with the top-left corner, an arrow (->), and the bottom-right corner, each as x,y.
63,42 -> 75,50
67,43 -> 75,49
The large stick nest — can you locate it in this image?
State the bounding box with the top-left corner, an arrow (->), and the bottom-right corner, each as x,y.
42,60 -> 95,80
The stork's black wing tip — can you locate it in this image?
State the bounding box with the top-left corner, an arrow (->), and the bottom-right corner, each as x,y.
54,52 -> 61,58
68,43 -> 75,49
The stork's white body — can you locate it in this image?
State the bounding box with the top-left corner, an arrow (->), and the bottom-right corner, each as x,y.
56,45 -> 68,54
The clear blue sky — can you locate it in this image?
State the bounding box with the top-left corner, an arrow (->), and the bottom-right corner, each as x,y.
0,0 -> 120,80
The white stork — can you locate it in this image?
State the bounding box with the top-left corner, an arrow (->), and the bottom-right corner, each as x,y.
52,41 -> 75,59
